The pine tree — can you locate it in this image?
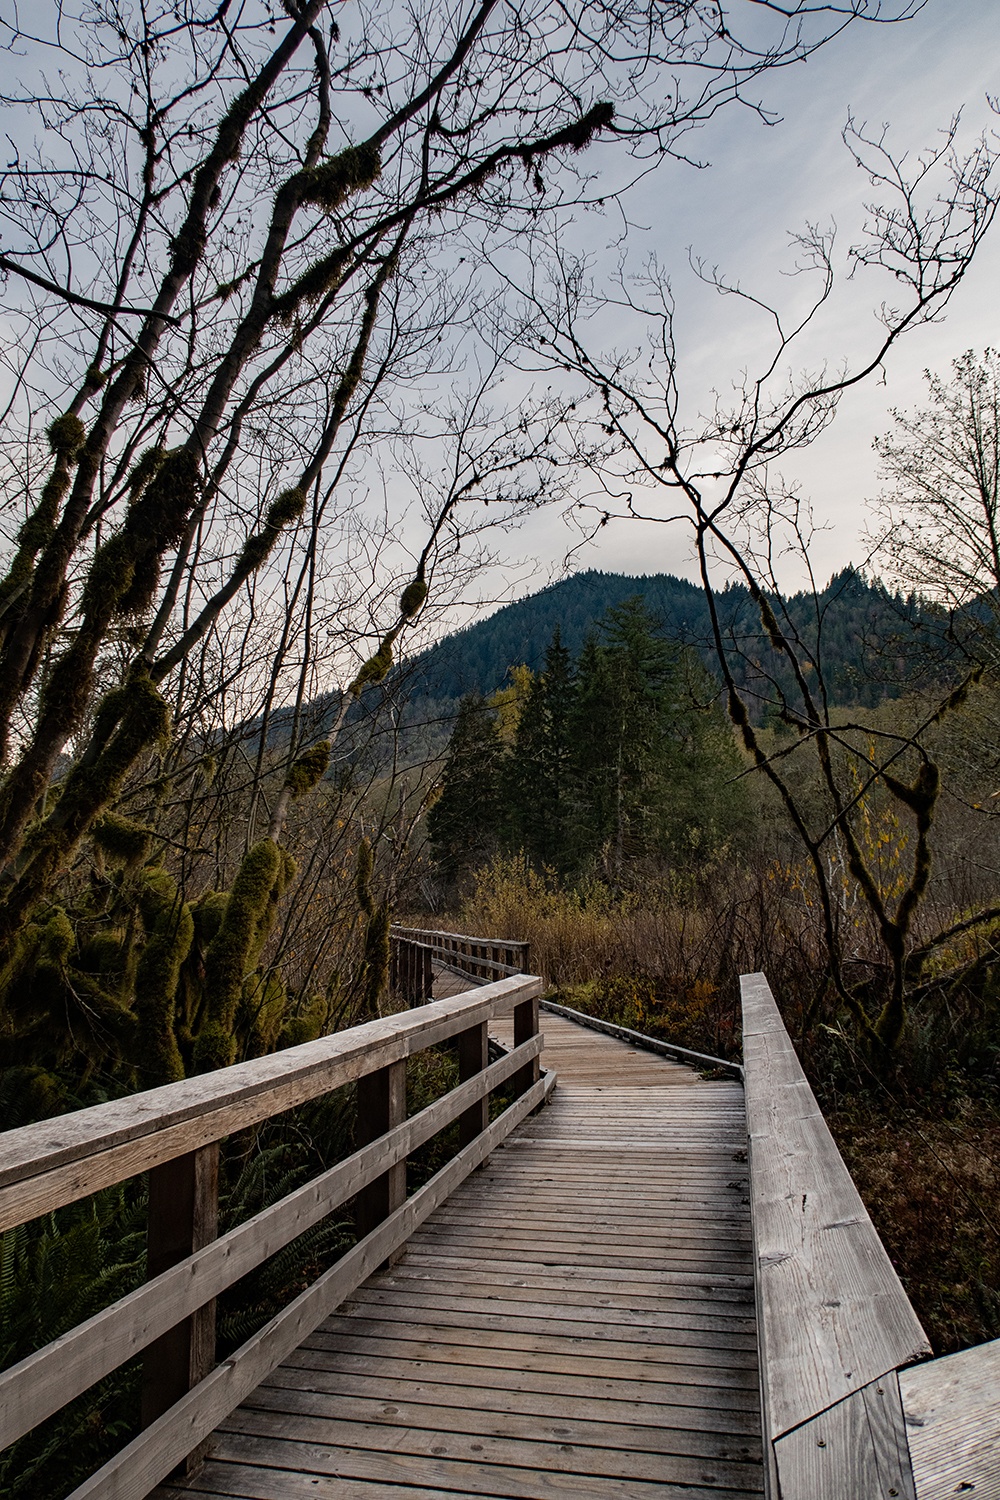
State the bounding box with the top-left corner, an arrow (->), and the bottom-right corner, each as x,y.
507,629 -> 576,872
427,695 -> 505,887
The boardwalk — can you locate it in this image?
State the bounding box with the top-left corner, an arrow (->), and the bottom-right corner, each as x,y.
158,1009 -> 762,1498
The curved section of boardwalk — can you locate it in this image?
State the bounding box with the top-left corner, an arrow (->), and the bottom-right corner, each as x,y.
162,1012 -> 762,1498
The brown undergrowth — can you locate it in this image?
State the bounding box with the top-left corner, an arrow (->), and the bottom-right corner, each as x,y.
444,855 -> 1000,1355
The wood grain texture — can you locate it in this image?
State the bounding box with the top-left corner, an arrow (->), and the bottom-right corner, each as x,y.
0,975 -> 542,1231
740,972 -> 930,1443
900,1337 -> 1000,1500
158,1011 -> 764,1500
773,1376 -> 916,1500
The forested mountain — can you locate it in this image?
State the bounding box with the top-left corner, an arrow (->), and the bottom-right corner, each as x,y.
394,565 -> 944,757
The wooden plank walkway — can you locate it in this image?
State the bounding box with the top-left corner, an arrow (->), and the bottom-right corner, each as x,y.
159,1008 -> 762,1499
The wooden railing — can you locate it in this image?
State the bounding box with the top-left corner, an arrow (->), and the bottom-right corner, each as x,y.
0,973 -> 549,1500
391,924 -> 531,1001
741,973 -> 932,1500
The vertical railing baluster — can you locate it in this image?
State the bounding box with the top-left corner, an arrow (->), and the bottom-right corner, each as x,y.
512,992 -> 540,1097
457,1020 -> 489,1149
355,1059 -> 407,1264
142,1143 -> 219,1463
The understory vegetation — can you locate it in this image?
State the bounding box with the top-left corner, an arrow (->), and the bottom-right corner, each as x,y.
430,704 -> 1000,1356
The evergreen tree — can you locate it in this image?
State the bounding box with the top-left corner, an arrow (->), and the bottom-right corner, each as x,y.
427,695 -> 505,887
507,629 -> 576,872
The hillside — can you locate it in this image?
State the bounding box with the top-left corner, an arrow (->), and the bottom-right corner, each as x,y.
390,566 -> 942,756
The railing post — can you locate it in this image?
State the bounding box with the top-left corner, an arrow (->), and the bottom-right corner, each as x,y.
142,1142 -> 219,1453
355,1059 -> 407,1261
421,943 -> 433,1002
457,1020 -> 489,1149
512,991 -> 540,1097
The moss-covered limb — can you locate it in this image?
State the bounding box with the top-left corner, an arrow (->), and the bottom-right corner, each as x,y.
355,838 -> 375,917
873,761 -> 942,1054
193,840 -> 295,1072
133,871 -> 194,1087
362,899 -> 390,1015
0,447 -> 198,875
267,740 -> 331,843
236,970 -> 289,1060
0,673 -> 171,954
91,814 -> 153,868
0,907 -> 135,1075
0,418 -> 86,632
0,2 -> 329,795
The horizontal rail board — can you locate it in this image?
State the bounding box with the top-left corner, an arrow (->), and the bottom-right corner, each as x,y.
0,975 -> 541,1231
66,1068 -> 556,1500
740,973 -> 930,1452
0,1035 -> 543,1450
391,926 -> 529,954
540,1001 -> 743,1079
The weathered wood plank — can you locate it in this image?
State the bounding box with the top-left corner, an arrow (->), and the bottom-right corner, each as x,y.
242,1382 -> 764,1457
740,972 -> 930,1444
199,1429 -> 761,1500
218,1404 -> 764,1490
899,1337 -> 1000,1500
773,1375 -> 915,1500
142,1143 -> 219,1464
262,1362 -> 765,1433
64,1071 -> 553,1500
0,975 -> 541,1230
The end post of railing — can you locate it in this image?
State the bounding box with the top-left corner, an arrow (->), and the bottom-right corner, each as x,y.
142,1142 -> 220,1467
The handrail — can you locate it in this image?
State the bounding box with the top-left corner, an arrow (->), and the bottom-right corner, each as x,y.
0,977 -> 533,1228
0,971 -> 547,1500
391,925 -> 530,996
740,972 -> 931,1500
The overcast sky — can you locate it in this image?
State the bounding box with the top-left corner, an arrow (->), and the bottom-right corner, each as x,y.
491,0 -> 1000,597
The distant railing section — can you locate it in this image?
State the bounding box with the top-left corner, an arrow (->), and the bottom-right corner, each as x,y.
0,973 -> 548,1500
391,924 -> 530,1002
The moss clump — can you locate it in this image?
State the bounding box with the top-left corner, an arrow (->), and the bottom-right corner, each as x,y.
348,628 -> 398,697
237,970 -> 287,1058
267,486 -> 307,530
127,445 -> 166,497
399,577 -> 428,619
46,414 -> 86,456
278,993 -> 327,1049
193,839 -> 294,1073
273,248 -> 350,321
285,741 -> 329,800
134,871 -> 194,1087
91,814 -> 152,868
231,488 -> 307,578
295,142 -> 381,213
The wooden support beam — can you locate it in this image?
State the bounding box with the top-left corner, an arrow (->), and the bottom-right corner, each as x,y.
354,1060 -> 407,1255
457,1021 -> 489,1149
512,994 -> 540,1097
142,1143 -> 219,1466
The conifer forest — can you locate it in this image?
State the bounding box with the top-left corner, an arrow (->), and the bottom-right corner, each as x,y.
1,0 -> 999,1493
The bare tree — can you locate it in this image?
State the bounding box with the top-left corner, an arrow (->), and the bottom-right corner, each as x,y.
867,348 -> 1000,661
497,114 -> 1000,1056
0,0 -> 921,955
